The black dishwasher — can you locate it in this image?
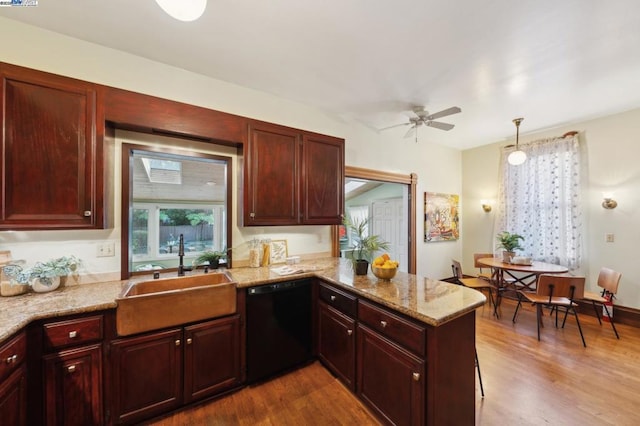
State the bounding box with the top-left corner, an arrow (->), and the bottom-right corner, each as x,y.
246,278 -> 312,383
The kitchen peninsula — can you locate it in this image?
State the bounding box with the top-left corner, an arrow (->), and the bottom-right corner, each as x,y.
0,258 -> 485,425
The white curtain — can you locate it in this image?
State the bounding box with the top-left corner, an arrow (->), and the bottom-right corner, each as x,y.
495,134 -> 583,270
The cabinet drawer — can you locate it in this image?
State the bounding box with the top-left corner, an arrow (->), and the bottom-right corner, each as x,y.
358,301 -> 426,357
319,283 -> 357,317
43,315 -> 103,351
0,331 -> 26,381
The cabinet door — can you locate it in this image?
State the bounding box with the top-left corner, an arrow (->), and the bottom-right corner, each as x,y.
301,134 -> 344,224
245,123 -> 300,225
184,315 -> 241,403
110,329 -> 182,425
43,344 -> 103,426
0,364 -> 27,426
0,63 -> 103,229
357,325 -> 425,426
318,302 -> 356,390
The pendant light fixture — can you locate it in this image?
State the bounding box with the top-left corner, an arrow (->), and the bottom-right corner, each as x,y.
155,0 -> 207,22
508,117 -> 526,166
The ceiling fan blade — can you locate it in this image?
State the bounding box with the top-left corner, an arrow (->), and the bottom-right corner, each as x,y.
426,121 -> 454,131
379,122 -> 411,131
403,125 -> 416,139
426,106 -> 461,121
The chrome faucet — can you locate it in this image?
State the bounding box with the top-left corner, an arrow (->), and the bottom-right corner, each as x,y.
178,234 -> 185,276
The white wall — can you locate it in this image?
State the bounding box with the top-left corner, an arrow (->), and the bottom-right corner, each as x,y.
0,17 -> 462,282
462,108 -> 640,309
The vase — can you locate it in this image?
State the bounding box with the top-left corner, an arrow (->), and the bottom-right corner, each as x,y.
0,281 -> 29,296
502,251 -> 515,263
354,260 -> 369,276
31,276 -> 61,293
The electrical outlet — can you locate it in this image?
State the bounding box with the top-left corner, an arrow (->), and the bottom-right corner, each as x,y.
605,233 -> 615,243
97,242 -> 116,257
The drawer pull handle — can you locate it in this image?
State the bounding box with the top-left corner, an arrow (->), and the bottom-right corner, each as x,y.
187,338 -> 193,345
67,365 -> 76,373
330,295 -> 336,301
69,331 -> 77,339
347,329 -> 353,336
175,339 -> 181,346
412,372 -> 420,382
83,211 -> 92,217
380,320 -> 388,328
6,354 -> 17,364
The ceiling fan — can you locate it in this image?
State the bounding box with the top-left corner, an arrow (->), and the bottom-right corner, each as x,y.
381,106 -> 461,141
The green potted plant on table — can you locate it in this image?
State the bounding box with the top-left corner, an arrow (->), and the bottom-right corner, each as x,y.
496,232 -> 524,263
343,216 -> 390,275
5,255 -> 81,293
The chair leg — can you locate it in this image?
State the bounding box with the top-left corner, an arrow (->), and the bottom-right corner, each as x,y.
475,349 -> 485,398
592,301 -> 602,325
602,303 -> 620,339
572,308 -> 587,347
512,293 -> 523,323
536,304 -> 542,341
487,288 -> 499,319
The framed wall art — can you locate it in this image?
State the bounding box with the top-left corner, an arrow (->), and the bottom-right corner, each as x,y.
424,192 -> 459,242
269,239 -> 288,264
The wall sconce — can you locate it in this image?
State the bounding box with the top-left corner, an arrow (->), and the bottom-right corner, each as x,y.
602,193 -> 617,209
481,200 -> 492,212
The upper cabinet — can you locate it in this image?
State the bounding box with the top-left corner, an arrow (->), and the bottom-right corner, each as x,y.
0,63 -> 104,230
244,122 -> 344,226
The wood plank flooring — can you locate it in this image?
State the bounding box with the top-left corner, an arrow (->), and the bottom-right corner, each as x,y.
146,299 -> 640,425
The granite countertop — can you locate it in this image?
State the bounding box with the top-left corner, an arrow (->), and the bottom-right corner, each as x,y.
0,258 -> 485,342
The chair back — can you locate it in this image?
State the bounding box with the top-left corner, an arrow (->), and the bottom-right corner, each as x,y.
451,259 -> 463,279
536,274 -> 585,301
473,253 -> 493,268
598,267 -> 622,295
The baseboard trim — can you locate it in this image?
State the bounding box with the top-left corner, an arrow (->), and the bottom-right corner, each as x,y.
576,302 -> 640,328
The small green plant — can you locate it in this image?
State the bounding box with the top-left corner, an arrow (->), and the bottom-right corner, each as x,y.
4,256 -> 81,287
343,216 -> 389,265
496,232 -> 524,252
195,248 -> 228,268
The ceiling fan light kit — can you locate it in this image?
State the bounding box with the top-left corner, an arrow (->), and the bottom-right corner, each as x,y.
155,0 -> 207,22
381,105 -> 461,142
507,117 -> 527,166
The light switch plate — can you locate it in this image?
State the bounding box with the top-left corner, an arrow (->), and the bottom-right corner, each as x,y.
97,242 -> 116,257
605,233 -> 615,243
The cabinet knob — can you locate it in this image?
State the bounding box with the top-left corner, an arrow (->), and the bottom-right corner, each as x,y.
175,339 -> 181,346
250,212 -> 256,218
380,320 -> 387,328
83,210 -> 92,217
330,295 -> 336,301
412,372 -> 420,382
69,330 -> 77,339
347,329 -> 353,336
6,354 -> 17,364
186,338 -> 193,345
67,365 -> 76,373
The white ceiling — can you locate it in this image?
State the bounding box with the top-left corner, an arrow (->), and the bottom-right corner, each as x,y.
2,0 -> 640,149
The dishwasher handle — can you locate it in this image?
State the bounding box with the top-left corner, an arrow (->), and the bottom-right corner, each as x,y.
247,279 -> 310,295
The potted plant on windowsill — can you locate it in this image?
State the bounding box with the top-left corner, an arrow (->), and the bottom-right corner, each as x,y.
343,216 -> 389,275
496,232 -> 524,263
194,248 -> 228,270
5,255 -> 81,293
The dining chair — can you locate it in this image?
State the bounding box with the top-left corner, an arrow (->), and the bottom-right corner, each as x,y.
473,253 -> 494,281
512,274 -> 586,347
451,259 -> 497,313
581,267 -> 622,339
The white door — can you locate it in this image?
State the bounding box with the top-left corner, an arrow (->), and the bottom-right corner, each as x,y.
371,198 -> 408,272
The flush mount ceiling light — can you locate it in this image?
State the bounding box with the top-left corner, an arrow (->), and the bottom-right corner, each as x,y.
155,0 -> 207,22
508,117 -> 527,166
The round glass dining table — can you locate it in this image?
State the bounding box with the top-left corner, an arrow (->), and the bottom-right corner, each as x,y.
478,257 -> 569,317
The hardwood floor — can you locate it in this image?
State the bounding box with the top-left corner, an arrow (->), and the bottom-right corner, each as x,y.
147,299 -> 640,425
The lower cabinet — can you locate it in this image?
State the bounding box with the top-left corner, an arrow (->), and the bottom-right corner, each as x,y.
43,344 -> 103,426
357,325 -> 425,426
317,301 -> 356,390
110,315 -> 241,425
0,365 -> 27,426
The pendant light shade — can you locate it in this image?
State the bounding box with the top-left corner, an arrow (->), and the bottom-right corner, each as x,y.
507,117 -> 526,166
155,0 -> 207,22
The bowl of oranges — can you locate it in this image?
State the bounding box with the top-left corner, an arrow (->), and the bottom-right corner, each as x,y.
371,253 -> 399,281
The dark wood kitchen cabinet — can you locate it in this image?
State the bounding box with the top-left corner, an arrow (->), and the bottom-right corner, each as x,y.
0,62 -> 104,230
110,315 -> 241,425
243,122 -> 344,226
0,331 -> 27,426
41,314 -> 105,426
317,283 -> 357,390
